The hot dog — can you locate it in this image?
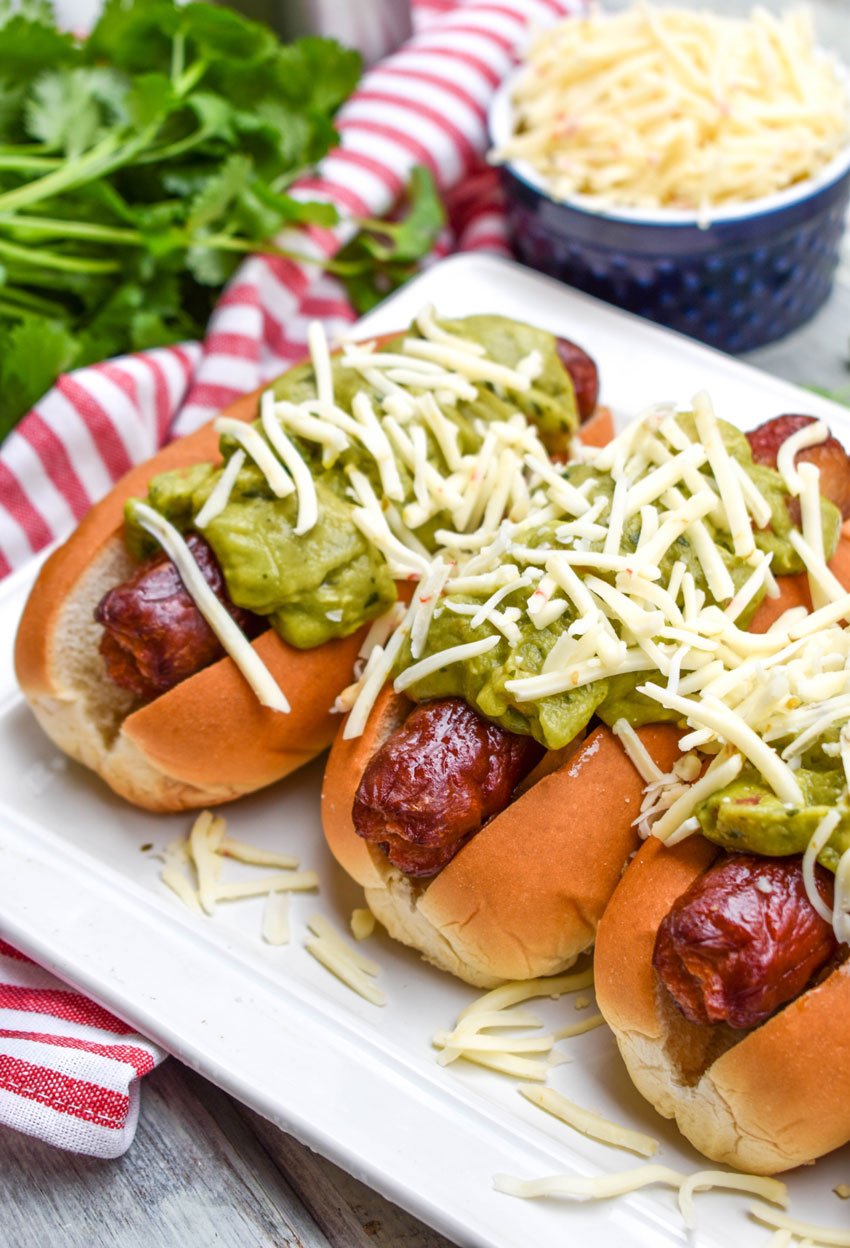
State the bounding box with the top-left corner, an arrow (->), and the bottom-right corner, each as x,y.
15,311 -> 590,811
653,852 -> 838,1029
595,837 -> 850,1175
13,390 -> 373,811
323,685 -> 682,986
593,414 -> 850,1174
322,398 -> 842,986
351,696 -> 544,877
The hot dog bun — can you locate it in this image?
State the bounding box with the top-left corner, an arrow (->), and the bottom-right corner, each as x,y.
593,542 -> 850,1173
14,387 -> 364,812
321,685 -> 682,987
595,835 -> 850,1174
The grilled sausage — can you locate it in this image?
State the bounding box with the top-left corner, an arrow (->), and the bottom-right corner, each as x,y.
352,697 -> 542,877
747,414 -> 850,520
556,338 -> 600,423
653,853 -> 837,1030
95,534 -> 259,700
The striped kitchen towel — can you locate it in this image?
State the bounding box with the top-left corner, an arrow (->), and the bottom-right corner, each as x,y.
0,0 -> 583,1157
0,940 -> 164,1158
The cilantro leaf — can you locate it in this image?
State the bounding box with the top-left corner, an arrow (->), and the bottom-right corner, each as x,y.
185,244 -> 240,287
186,153 -> 252,233
0,313 -> 77,440
0,13 -> 78,81
84,1 -> 183,74
175,3 -> 278,64
0,0 -> 399,442
274,37 -> 361,114
25,67 -> 128,157
336,166 -> 445,312
359,166 -> 444,263
125,73 -> 179,129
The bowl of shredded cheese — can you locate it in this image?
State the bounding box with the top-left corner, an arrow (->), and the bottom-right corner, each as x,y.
488,3 -> 850,352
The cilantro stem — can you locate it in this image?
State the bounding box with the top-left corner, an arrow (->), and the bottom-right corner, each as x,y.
354,215 -> 402,236
0,214 -> 143,245
0,119 -> 162,215
0,287 -> 67,317
0,134 -> 124,214
174,58 -> 208,98
0,143 -> 52,155
198,233 -> 383,277
0,238 -> 120,274
0,155 -> 62,172
170,30 -> 186,85
133,125 -> 215,166
0,215 -> 352,268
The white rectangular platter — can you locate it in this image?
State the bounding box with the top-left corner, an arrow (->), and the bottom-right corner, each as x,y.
2,253 -> 850,1248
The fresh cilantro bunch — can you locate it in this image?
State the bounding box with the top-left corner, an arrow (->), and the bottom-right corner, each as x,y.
0,0 -> 444,440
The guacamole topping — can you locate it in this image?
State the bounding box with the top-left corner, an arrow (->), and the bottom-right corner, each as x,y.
697,750 -> 850,871
124,312 -> 580,649
394,410 -> 840,751
333,392 -> 848,881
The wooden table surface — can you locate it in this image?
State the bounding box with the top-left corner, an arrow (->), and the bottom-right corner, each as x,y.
3,3 -> 850,1246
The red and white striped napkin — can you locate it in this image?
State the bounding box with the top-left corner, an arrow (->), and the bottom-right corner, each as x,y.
0,940 -> 163,1157
0,0 -> 582,1157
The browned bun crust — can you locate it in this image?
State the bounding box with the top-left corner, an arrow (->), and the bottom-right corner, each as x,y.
14,385 -> 364,811
321,688 -> 682,986
576,405 -> 614,449
595,836 -> 850,1174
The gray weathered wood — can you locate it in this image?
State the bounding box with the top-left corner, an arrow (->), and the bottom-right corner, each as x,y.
228,1094 -> 455,1248
0,1061 -> 454,1248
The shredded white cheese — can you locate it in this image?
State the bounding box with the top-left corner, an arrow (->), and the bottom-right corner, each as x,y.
214,416 -> 294,499
393,635 -> 500,693
638,683 -> 803,805
159,812 -> 314,951
305,914 -> 386,1006
676,1173 -> 787,1230
493,1165 -> 690,1201
519,1085 -> 659,1158
410,559 -> 452,660
553,1013 -> 606,1039
194,449 -> 246,529
308,320 -> 335,407
491,7 -> 850,213
160,842 -> 202,913
802,808 -> 841,924
833,847 -> 850,945
777,420 -> 829,495
189,809 -> 224,915
494,1165 -> 787,1224
262,892 -> 290,946
435,968 -> 596,1079
350,908 -> 376,940
220,838 -> 299,869
649,752 -> 743,845
215,871 -> 319,900
260,391 -> 318,535
611,719 -> 665,785
749,1202 -> 850,1246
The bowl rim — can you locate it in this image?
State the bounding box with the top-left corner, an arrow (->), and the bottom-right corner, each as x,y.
488,63 -> 850,228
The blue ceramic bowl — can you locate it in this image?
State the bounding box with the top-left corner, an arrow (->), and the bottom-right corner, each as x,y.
489,75 -> 850,354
